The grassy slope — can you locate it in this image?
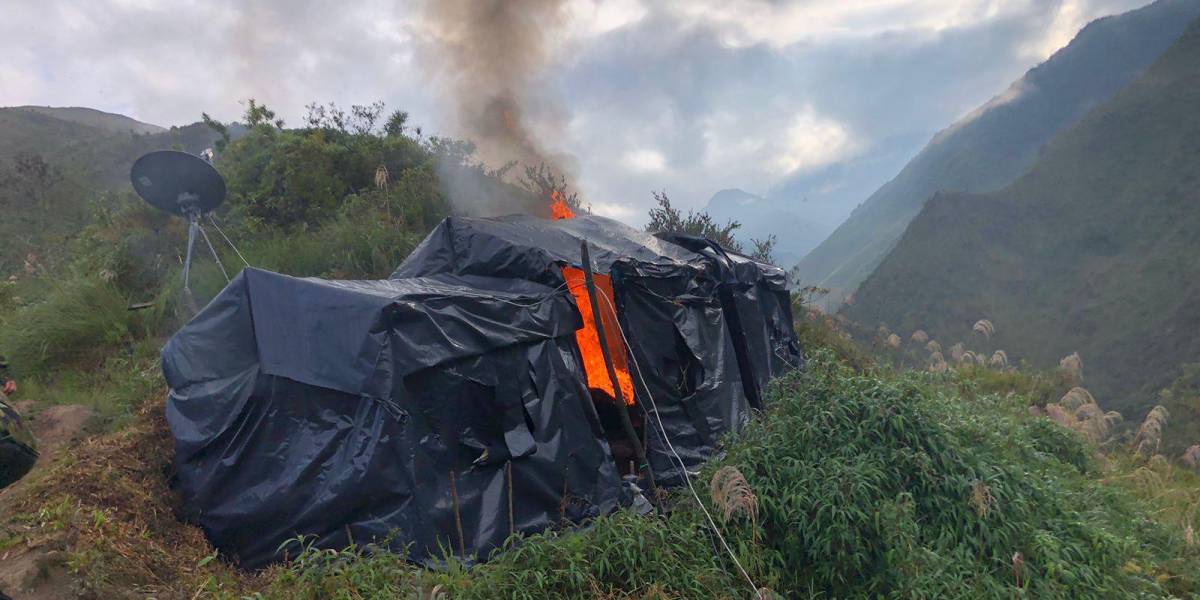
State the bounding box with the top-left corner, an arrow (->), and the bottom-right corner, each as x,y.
3,301 -> 1199,598
846,16 -> 1200,421
0,109 -> 224,274
1,109 -> 1197,597
0,108 -> 218,187
793,0 -> 1200,309
9,106 -> 166,135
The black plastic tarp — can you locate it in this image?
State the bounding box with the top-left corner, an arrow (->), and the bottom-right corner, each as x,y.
725,252 -> 804,384
162,268 -> 623,568
654,233 -> 804,407
393,215 -> 751,485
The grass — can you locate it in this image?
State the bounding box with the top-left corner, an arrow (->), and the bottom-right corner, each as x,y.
723,353 -> 1197,597
0,199 -> 423,432
13,352 -> 161,431
842,17 -> 1200,421
1,167 -> 1196,596
0,394 -> 260,599
2,339 -> 1199,598
0,275 -> 136,376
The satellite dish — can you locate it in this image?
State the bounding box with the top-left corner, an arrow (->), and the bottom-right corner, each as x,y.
130,150 -> 243,307
131,150 -> 226,216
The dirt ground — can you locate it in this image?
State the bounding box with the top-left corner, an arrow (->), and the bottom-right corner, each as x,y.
1,401 -> 94,599
0,396 -> 258,600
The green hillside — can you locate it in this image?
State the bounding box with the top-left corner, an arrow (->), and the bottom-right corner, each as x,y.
793,0 -> 1200,310
1,99 -> 1198,599
0,107 -> 227,274
845,16 -> 1200,421
0,107 -> 218,185
10,106 -> 166,135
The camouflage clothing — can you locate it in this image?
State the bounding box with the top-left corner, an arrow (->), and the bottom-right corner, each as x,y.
0,392 -> 37,489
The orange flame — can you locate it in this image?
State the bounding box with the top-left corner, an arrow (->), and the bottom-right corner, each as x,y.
550,190 -> 575,220
563,267 -> 635,405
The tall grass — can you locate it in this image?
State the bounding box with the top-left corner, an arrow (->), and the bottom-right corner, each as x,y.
249,351 -> 1200,599
0,199 -> 422,432
717,351 -> 1198,597
182,202 -> 421,305
0,275 -> 135,376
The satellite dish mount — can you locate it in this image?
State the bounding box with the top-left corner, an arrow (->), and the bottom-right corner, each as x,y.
130,150 -> 244,306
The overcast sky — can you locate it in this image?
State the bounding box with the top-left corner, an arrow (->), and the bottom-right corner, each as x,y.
1,0 -> 1150,225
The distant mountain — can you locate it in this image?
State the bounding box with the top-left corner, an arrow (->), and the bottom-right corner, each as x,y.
763,130 -> 933,231
12,105 -> 166,135
0,106 -> 223,186
793,0 -> 1200,309
702,188 -> 830,265
0,106 -> 226,273
845,15 -> 1200,418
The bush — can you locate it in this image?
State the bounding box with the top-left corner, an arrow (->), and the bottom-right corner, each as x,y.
719,350 -> 1197,597
266,510 -> 736,600
4,345 -> 1198,598
1,275 -> 135,376
252,351 -> 1200,599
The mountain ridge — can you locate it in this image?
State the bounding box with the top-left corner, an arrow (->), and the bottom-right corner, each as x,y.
702,187 -> 829,264
0,107 -> 223,273
844,13 -> 1200,417
793,0 -> 1200,309
9,105 -> 166,135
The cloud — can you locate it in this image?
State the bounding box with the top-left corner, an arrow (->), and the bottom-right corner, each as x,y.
589,201 -> 639,220
565,0 -> 648,38
0,0 -> 1153,228
774,107 -> 859,175
652,0 -> 1116,48
0,0 -> 434,129
621,148 -> 667,172
1020,0 -> 1152,59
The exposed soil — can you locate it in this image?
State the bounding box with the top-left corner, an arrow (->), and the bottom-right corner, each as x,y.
1,402 -> 93,599
26,403 -> 93,456
0,547 -> 76,600
0,397 -> 256,599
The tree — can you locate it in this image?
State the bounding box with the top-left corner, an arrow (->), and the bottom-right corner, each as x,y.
201,112 -> 232,152
645,190 -> 741,252
244,98 -> 284,129
384,110 -> 409,137
519,163 -> 581,211
303,101 -> 386,135
749,234 -> 777,264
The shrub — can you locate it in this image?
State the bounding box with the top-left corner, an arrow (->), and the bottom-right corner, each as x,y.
1,275 -> 135,376
717,350 -> 1196,597
258,351 -> 1199,598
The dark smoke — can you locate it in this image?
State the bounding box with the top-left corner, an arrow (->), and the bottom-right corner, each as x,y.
424,0 -> 580,213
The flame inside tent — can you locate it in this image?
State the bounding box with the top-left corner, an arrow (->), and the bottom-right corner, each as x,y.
162,212 -> 801,568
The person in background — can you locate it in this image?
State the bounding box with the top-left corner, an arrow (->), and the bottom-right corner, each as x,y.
1,354 -> 15,395
1,354 -> 37,489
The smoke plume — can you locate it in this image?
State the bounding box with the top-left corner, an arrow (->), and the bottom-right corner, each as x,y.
424,0 -> 579,213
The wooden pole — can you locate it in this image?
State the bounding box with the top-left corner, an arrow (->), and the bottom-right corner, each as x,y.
449,470 -> 466,557
579,240 -> 657,495
506,461 -> 515,538
560,475 -> 569,525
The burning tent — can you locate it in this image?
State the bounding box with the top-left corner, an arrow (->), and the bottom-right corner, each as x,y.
392,213 -> 755,485
162,268 -> 623,567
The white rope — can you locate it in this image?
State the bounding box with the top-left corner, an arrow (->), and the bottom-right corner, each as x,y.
774,347 -> 800,371
196,223 -> 230,283
593,286 -> 762,597
427,281 -> 571,308
182,216 -> 198,293
207,214 -> 251,267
